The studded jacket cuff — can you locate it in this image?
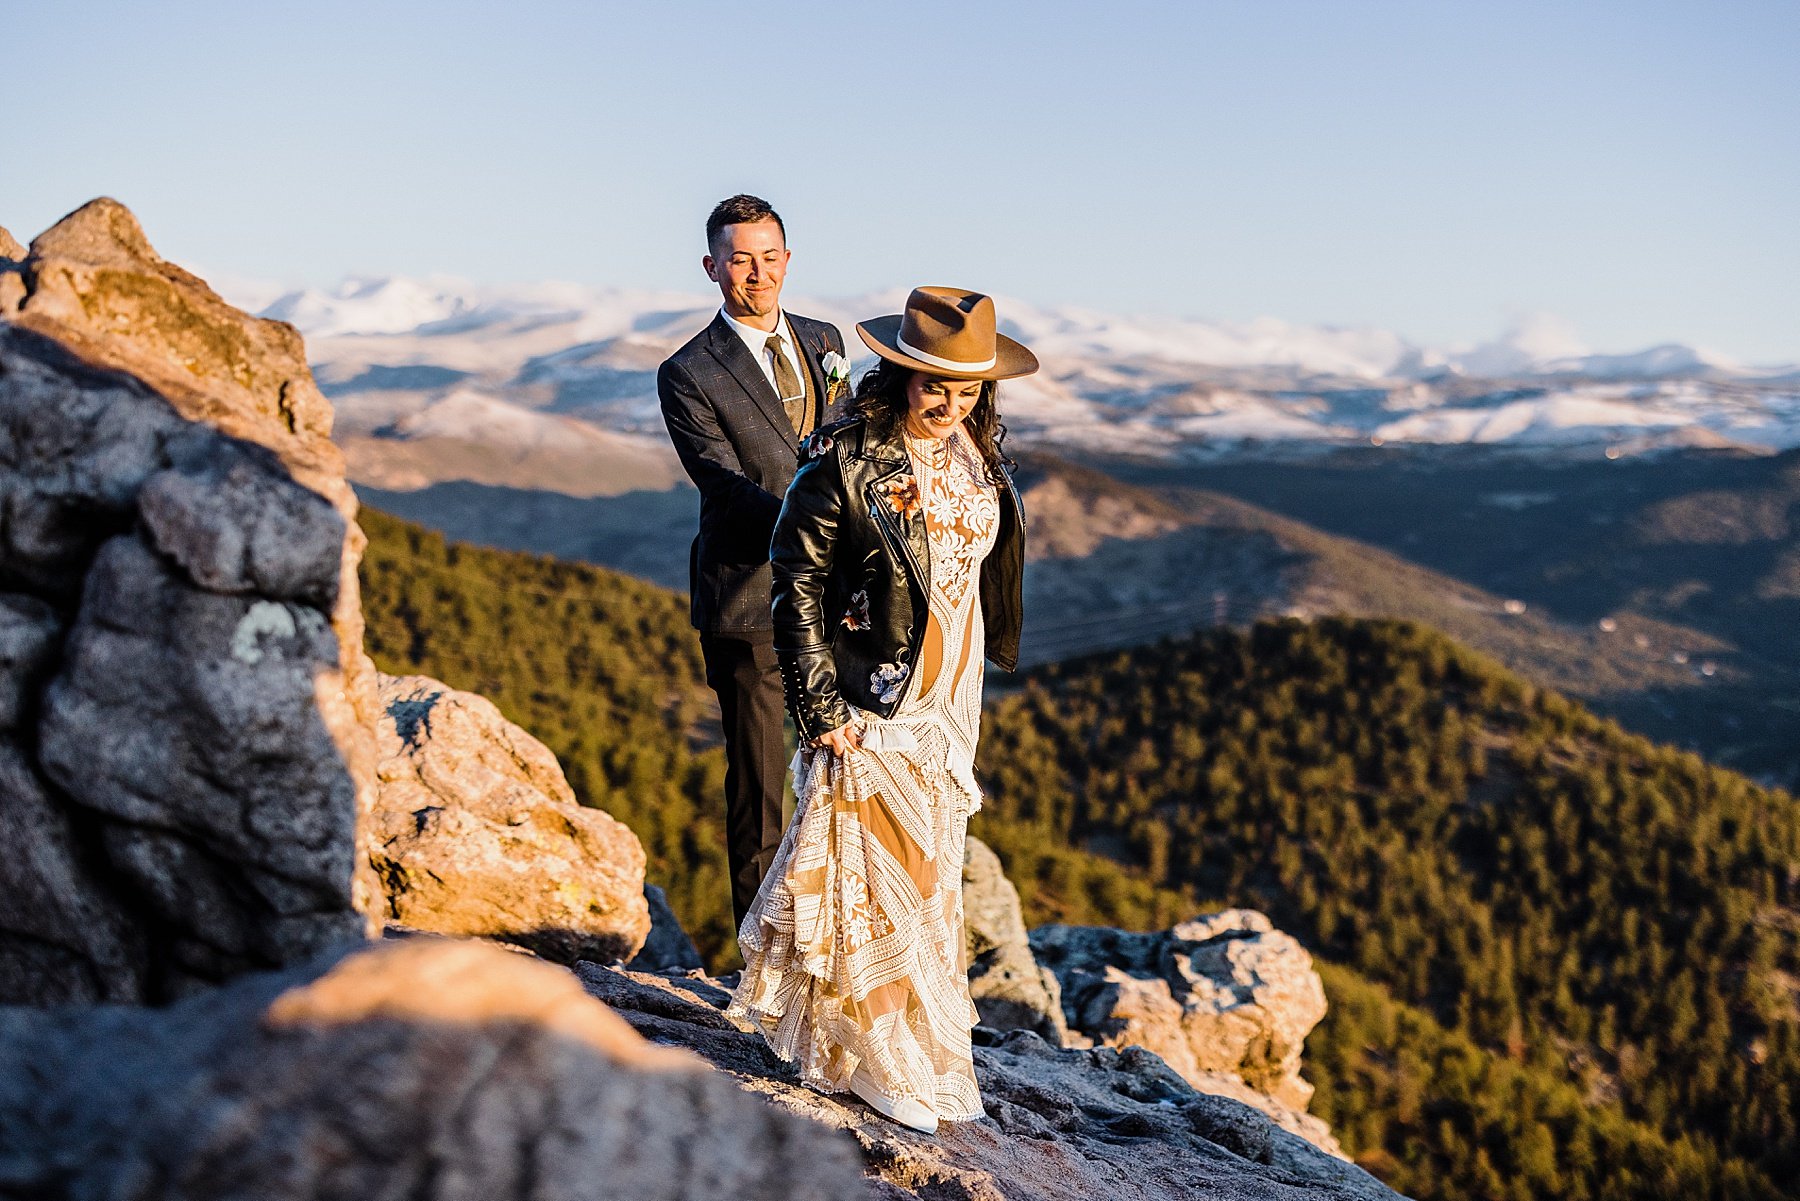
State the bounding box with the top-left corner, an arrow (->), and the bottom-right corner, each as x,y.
777,644 -> 852,743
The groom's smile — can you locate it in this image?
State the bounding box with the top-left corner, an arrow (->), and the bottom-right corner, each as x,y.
703,218 -> 790,331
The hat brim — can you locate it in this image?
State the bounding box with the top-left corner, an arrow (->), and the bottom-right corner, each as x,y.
855,315 -> 1039,381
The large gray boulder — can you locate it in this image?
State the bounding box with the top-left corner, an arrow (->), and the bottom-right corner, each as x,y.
0,938 -> 868,1200
576,960 -> 1404,1201
962,835 -> 1069,1044
1031,911 -> 1341,1156
0,199 -> 382,1003
371,673 -> 651,963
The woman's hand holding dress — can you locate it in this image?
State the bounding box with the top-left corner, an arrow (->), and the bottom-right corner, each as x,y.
815,721 -> 863,755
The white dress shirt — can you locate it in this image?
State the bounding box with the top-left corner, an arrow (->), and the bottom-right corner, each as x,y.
720,308 -> 808,401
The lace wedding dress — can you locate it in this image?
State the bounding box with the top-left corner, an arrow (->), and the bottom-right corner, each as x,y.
729,430 -> 998,1122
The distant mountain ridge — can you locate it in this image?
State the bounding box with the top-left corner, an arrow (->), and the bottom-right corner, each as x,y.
260,275 -> 1799,380
243,276 -> 1800,477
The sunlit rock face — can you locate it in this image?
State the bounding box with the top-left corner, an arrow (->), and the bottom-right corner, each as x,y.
0,198 -> 382,1002
1032,911 -> 1344,1157
0,939 -> 867,1201
371,673 -> 652,964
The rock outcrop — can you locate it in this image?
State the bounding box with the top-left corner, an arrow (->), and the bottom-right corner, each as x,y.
0,199 -> 381,1003
1031,911 -> 1341,1155
0,938 -> 867,1201
630,882 -> 705,972
370,673 -> 651,963
580,962 -> 1399,1201
0,225 -> 23,262
962,835 -> 1069,1045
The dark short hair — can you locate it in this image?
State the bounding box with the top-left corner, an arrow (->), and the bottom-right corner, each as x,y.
706,194 -> 786,256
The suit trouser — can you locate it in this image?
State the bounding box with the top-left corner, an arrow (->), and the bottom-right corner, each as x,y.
699,631 -> 788,930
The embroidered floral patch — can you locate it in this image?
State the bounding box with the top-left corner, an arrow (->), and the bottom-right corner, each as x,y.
869,661 -> 910,705
802,430 -> 834,458
880,475 -> 921,518
841,589 -> 871,631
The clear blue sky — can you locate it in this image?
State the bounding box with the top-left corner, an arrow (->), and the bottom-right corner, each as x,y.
9,0 -> 1797,361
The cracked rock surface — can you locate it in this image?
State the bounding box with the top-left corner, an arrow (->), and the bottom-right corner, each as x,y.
1032,912 -> 1342,1156
0,198 -> 381,1002
577,962 -> 1402,1201
962,835 -> 1070,1045
0,938 -> 867,1201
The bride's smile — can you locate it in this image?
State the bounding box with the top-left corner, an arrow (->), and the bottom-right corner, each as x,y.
906,375 -> 985,440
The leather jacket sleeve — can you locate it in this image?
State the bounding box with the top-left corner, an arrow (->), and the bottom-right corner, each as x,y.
770,447 -> 853,741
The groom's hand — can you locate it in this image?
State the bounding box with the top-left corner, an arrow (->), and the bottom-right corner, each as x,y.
815,722 -> 863,756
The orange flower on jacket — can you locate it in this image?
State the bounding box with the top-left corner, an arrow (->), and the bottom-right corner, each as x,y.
881,475 -> 921,518
841,589 -> 871,631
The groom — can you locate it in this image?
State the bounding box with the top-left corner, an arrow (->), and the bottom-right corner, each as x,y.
658,194 -> 848,929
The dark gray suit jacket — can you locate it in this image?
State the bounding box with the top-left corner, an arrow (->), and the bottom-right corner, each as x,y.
658,310 -> 846,634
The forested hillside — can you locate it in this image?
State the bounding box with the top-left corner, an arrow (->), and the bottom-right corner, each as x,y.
1130,448 -> 1800,788
358,508 -> 1791,1198
975,618 -> 1798,1194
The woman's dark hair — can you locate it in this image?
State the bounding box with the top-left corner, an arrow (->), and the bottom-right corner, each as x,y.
851,359 -> 1013,486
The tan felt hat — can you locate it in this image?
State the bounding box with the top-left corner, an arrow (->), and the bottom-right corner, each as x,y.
856,286 -> 1039,381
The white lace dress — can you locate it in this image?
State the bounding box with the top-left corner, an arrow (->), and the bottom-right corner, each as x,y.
728,431 -> 998,1121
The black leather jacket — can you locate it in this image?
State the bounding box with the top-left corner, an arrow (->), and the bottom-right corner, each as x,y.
771,415 -> 1024,742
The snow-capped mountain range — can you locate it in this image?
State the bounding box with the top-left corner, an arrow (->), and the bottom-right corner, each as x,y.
248,276 -> 1800,483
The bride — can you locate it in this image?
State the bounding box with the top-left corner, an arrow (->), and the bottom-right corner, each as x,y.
727,286 -> 1037,1134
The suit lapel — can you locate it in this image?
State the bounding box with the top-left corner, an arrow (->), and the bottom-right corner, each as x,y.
703,314 -> 796,444
793,317 -> 830,423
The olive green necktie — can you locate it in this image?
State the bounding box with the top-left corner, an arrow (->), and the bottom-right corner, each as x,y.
765,334 -> 807,435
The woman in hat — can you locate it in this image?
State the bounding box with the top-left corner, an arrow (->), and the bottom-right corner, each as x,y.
728,287 -> 1037,1134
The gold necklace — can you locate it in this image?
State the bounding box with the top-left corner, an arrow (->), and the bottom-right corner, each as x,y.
905,429 -> 952,471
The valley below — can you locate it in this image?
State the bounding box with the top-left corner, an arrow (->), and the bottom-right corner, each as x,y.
297,274 -> 1800,790
358,441 -> 1800,792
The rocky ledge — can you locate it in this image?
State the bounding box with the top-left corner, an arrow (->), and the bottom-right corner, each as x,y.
0,938 -> 866,1201
576,961 -> 1397,1201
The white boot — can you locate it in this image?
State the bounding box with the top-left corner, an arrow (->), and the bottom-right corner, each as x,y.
849,1067 -> 938,1135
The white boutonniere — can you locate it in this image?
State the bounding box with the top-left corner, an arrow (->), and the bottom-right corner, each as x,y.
821,349 -> 851,403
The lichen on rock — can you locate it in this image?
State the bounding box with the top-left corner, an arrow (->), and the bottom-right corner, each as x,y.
0,198 -> 382,1002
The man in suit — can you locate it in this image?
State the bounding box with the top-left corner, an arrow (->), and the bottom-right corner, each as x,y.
658,194 -> 847,929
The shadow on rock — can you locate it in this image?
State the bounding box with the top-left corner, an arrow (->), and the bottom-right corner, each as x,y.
577,961 -> 1404,1201
0,200 -> 384,1004
0,938 -> 867,1200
